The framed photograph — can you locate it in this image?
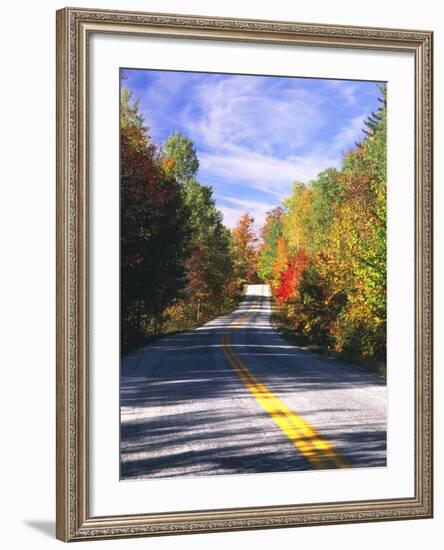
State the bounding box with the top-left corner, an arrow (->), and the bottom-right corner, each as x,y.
56,7 -> 433,542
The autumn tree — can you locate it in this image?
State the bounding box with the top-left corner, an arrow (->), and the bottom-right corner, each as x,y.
272,236 -> 289,290
120,87 -> 190,351
232,213 -> 259,286
275,246 -> 310,303
282,182 -> 314,251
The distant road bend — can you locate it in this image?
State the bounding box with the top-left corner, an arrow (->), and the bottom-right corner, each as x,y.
121,284 -> 387,479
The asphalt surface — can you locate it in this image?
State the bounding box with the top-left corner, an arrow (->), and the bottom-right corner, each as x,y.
121,284 -> 387,479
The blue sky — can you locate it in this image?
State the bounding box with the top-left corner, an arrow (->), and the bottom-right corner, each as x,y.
122,68 -> 383,229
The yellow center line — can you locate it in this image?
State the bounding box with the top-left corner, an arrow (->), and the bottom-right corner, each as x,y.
221,290 -> 348,470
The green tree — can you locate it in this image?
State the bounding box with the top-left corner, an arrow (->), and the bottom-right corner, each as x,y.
181,177 -> 237,320
307,168 -> 343,250
121,87 -> 146,132
163,132 -> 199,182
257,207 -> 284,282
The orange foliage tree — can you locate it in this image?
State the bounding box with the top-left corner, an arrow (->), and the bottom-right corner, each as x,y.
232,213 -> 259,285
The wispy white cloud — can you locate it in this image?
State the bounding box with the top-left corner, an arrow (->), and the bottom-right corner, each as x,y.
215,194 -> 276,230
200,146 -> 340,198
182,76 -> 368,202
182,75 -> 323,157
125,70 -> 382,230
326,80 -> 361,106
218,205 -> 248,230
330,113 -> 368,155
132,72 -> 199,141
216,195 -> 272,234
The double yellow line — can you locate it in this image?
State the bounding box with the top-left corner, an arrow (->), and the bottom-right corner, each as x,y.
221,294 -> 348,470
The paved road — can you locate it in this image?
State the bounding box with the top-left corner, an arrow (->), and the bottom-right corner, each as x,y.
121,284 -> 386,479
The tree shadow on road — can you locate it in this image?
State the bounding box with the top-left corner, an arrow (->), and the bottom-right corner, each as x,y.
120,293 -> 386,480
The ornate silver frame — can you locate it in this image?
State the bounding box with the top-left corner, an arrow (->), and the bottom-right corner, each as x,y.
56,7 -> 433,542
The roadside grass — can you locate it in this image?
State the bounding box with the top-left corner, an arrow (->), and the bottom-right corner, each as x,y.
271,307 -> 386,378
123,293 -> 244,357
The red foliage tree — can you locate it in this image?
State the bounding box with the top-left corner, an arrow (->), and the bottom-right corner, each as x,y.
275,246 -> 310,303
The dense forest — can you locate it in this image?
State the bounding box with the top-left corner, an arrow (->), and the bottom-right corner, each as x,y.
121,81 -> 387,364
